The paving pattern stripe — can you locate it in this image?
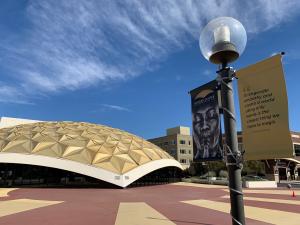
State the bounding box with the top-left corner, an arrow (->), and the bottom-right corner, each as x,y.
170,182 -> 226,189
182,199 -> 300,225
0,199 -> 63,218
115,202 -> 176,225
222,189 -> 299,195
0,188 -> 18,198
222,195 -> 300,205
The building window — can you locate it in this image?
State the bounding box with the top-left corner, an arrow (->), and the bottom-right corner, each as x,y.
164,141 -> 168,146
179,140 -> 186,145
188,141 -> 191,145
171,140 -> 176,145
170,149 -> 176,156
238,143 -> 243,151
180,149 -> 186,154
188,150 -> 191,154
295,144 -> 300,156
180,159 -> 187,164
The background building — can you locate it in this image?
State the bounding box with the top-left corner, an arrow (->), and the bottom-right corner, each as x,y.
149,125 -> 300,181
291,131 -> 300,157
148,126 -> 193,169
236,131 -> 300,181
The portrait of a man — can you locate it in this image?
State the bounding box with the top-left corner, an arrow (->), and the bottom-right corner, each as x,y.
190,81 -> 222,161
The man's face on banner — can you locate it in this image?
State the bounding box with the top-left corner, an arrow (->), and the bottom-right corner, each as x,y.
193,99 -> 219,157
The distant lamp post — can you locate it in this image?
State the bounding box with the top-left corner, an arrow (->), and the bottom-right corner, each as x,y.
199,17 -> 247,225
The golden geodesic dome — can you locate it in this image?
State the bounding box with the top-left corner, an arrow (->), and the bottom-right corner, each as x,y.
0,121 -> 175,175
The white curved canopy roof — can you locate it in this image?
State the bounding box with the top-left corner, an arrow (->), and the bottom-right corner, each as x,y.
0,121 -> 183,187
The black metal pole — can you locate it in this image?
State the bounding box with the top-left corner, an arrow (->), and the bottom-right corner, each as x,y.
219,62 -> 246,225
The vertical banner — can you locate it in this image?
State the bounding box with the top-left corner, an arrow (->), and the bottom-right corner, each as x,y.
237,54 -> 293,160
190,80 -> 222,161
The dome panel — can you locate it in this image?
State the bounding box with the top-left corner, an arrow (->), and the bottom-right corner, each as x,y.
129,150 -> 151,165
63,146 -> 85,157
64,148 -> 94,165
142,148 -> 161,160
32,141 -> 57,153
32,143 -> 62,158
94,160 -> 120,174
2,139 -> 31,153
86,140 -> 102,152
93,152 -> 112,164
98,143 -> 115,155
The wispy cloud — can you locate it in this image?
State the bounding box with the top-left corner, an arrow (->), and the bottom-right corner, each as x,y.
202,69 -> 214,78
0,84 -> 33,105
100,104 -> 131,112
175,75 -> 182,81
284,50 -> 300,61
1,0 -> 300,103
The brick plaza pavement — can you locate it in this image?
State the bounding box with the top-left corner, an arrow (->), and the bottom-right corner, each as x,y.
0,182 -> 299,225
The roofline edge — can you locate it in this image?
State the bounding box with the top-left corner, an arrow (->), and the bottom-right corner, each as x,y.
0,153 -> 183,188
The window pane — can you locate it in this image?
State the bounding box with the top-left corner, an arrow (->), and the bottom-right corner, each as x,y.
295,144 -> 300,156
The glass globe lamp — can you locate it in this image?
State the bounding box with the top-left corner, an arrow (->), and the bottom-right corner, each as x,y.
199,17 -> 247,65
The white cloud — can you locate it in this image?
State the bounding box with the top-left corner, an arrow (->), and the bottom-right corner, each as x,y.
1,0 -> 300,103
203,69 -> 214,77
0,84 -> 33,105
175,75 -> 182,81
100,104 -> 131,112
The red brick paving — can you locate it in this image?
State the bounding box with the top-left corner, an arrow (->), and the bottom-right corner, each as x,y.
0,184 -> 298,225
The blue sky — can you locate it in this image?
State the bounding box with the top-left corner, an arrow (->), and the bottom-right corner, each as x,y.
0,0 -> 299,139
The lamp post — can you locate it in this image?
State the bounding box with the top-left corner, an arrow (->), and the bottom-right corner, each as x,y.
199,17 -> 247,225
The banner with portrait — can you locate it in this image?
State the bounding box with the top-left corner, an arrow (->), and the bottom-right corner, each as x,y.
190,80 -> 223,161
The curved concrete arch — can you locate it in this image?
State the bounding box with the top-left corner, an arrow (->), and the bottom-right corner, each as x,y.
0,152 -> 182,187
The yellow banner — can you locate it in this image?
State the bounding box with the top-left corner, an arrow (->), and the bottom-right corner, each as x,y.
237,54 -> 293,160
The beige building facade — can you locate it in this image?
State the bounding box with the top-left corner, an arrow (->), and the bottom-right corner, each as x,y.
148,126 -> 193,169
